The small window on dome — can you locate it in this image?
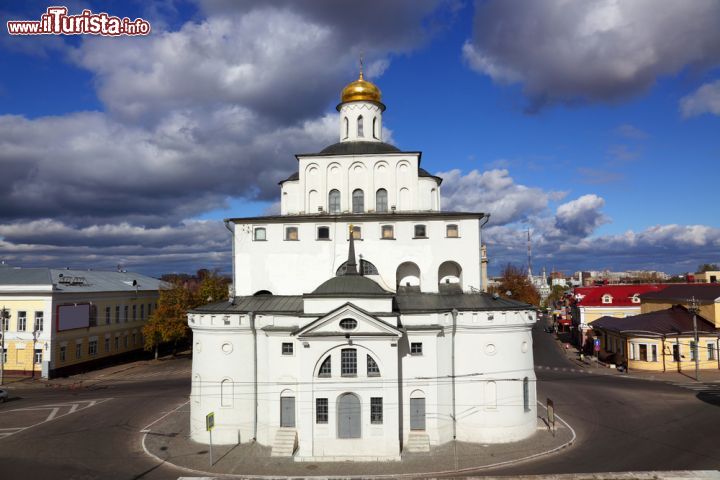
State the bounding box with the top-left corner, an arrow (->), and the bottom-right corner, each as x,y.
340,318 -> 357,330
373,117 -> 378,139
344,117 -> 349,139
602,294 -> 613,304
357,115 -> 364,138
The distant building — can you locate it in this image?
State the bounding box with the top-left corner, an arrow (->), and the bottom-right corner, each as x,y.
593,305 -> 719,372
571,284 -> 668,346
592,284 -> 720,372
0,266 -> 165,378
693,271 -> 719,284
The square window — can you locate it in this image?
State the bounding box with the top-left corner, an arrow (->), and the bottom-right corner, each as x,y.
351,225 -> 362,240
104,337 -> 110,352
75,343 -> 82,359
371,397 -> 383,424
414,225 -> 427,238
124,306 -> 129,323
282,342 -> 294,355
285,226 -> 299,241
115,306 -> 120,324
381,225 -> 394,239
254,227 -> 266,241
316,398 -> 328,424
223,316 -> 230,325
132,305 -> 137,321
34,349 -> 42,364
341,348 -> 357,376
17,311 -> 27,331
105,306 -> 111,325
317,226 -> 330,240
446,224 -> 459,238
89,340 -> 98,356
410,342 -> 423,355
59,346 -> 66,362
34,311 -> 44,332
708,343 -> 716,361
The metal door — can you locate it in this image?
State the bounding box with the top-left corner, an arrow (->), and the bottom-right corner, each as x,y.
337,393 -> 361,438
410,398 -> 426,430
280,396 -> 295,427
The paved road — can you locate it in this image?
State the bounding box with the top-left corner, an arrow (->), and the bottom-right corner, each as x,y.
482,319 -> 720,476
0,361 -> 190,480
1,328 -> 719,479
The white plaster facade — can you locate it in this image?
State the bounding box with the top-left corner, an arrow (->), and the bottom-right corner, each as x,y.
189,74 -> 537,461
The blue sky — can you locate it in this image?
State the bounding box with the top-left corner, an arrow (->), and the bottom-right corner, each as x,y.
1,0 -> 719,277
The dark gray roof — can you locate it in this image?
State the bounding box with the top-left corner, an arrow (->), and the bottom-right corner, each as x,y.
192,291 -> 532,315
640,284 -> 720,303
0,267 -> 165,292
317,141 -> 402,155
191,295 -> 304,314
593,305 -> 719,336
418,168 -> 443,185
278,171 -> 299,184
0,267 -> 51,286
396,293 -> 532,313
308,275 -> 393,297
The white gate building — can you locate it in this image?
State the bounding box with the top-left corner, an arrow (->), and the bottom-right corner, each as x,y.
188,71 -> 537,461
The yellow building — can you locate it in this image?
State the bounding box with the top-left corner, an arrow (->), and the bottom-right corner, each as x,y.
0,266 -> 165,379
639,284 -> 720,326
593,304 -> 720,372
693,271 -> 719,284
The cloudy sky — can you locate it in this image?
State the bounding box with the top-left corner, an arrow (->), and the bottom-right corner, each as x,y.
1,0 -> 719,277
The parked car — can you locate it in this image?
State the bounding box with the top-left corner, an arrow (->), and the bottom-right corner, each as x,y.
0,388 -> 8,403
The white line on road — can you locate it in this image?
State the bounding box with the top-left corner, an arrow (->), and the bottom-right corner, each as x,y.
46,407 -> 59,422
0,398 -> 112,441
140,400 -> 189,433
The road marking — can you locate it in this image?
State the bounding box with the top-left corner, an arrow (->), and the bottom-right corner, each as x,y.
0,398 -> 112,441
140,400 -> 189,433
46,407 -> 59,422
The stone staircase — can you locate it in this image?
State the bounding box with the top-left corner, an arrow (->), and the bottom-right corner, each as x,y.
404,432 -> 430,453
271,428 -> 297,457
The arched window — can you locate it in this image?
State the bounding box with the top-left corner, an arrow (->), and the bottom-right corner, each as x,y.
372,117 -> 378,139
329,189 -> 341,213
357,115 -> 364,138
352,189 -> 364,213
337,259 -> 378,276
523,377 -> 530,411
367,355 -> 380,376
344,117 -> 349,139
376,188 -> 388,212
318,356 -> 331,377
221,378 -> 234,407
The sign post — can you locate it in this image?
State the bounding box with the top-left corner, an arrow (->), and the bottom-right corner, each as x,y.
206,412 -> 215,466
593,338 -> 601,367
547,398 -> 555,436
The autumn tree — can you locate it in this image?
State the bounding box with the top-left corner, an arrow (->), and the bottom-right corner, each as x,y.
545,284 -> 567,307
489,263 -> 541,306
143,270 -> 230,358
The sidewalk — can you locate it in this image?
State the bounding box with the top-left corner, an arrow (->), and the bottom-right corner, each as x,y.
1,352 -> 191,391
548,332 -> 720,384
143,406 -> 575,477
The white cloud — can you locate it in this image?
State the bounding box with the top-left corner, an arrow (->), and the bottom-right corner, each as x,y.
464,0 -> 720,110
438,168 -> 555,225
553,194 -> 609,238
680,80 -> 720,117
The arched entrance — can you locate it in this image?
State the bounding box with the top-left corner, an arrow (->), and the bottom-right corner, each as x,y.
337,393 -> 361,438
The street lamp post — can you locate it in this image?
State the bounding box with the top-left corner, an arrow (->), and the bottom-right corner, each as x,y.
0,306 -> 9,386
688,297 -> 700,382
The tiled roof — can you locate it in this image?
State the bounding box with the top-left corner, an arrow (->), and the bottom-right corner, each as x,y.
593,305 -> 719,335
573,284 -> 668,307
639,284 -> 720,303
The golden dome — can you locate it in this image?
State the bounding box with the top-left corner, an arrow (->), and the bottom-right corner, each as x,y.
340,72 -> 382,104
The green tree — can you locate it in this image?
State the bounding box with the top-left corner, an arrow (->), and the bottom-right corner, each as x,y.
698,263 -> 719,273
545,284 -> 567,307
489,264 -> 541,306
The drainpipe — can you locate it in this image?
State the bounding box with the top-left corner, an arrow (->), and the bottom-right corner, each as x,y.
450,308 -> 458,440
249,311 -> 257,440
223,220 -> 235,299
662,336 -> 666,373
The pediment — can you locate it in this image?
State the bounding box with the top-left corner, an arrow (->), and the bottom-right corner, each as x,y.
296,302 -> 401,338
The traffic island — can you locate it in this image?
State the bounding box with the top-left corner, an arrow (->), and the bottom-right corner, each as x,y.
142,403 -> 575,477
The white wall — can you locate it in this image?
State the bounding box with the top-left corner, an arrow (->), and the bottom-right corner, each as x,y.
233,217 -> 482,296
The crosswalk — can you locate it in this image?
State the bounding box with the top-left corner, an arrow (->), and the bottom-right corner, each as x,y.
669,381 -> 720,397
0,399 -> 111,439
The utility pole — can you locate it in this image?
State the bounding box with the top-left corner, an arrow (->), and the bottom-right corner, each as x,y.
688,297 -> 700,381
